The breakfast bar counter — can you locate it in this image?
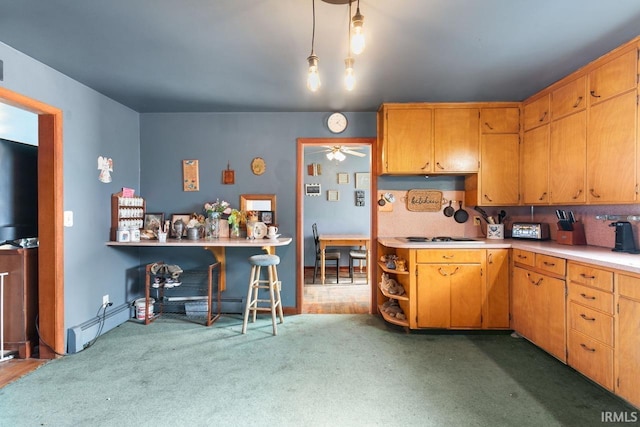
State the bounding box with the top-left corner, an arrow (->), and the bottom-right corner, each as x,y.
106,236 -> 292,291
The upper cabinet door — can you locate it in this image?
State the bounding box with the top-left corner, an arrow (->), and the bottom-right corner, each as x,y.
378,106 -> 433,174
551,76 -> 586,120
523,94 -> 550,131
521,125 -> 550,205
434,108 -> 479,173
480,107 -> 520,133
588,48 -> 637,106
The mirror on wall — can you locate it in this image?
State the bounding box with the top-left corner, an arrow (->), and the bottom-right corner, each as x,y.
240,194 -> 276,225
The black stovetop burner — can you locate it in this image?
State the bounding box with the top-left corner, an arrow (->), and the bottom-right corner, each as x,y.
404,236 -> 480,243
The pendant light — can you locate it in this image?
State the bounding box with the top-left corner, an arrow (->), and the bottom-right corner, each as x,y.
350,0 -> 365,55
306,0 -> 321,92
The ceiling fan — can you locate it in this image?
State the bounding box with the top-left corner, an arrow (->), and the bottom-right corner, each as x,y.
313,145 -> 366,161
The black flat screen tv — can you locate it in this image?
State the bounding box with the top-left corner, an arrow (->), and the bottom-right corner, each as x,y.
0,138 -> 38,242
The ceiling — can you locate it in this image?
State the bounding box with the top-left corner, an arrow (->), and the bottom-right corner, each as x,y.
1,0 -> 640,113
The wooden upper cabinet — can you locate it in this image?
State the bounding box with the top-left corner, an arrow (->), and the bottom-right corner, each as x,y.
521,125 -> 549,205
587,90 -> 637,203
523,94 -> 550,131
551,76 -> 586,120
549,110 -> 586,204
479,134 -> 520,205
480,107 -> 520,133
434,108 -> 479,173
588,47 -> 637,106
378,106 -> 433,174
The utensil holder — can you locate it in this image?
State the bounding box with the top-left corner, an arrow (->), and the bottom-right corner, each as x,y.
556,222 -> 586,245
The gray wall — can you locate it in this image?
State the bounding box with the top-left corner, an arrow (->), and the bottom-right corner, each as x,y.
0,41 -> 141,347
139,112 -> 376,306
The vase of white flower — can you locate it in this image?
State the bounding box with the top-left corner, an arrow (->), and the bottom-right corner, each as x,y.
205,212 -> 220,239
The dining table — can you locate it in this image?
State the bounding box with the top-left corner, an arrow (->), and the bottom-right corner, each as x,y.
318,234 -> 370,285
106,236 -> 292,291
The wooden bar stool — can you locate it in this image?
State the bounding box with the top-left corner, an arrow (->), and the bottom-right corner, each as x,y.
242,254 -> 283,335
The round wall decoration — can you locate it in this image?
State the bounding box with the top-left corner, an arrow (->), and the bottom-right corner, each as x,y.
251,157 -> 266,175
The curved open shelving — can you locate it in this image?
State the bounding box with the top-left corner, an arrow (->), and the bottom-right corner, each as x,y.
378,261 -> 410,275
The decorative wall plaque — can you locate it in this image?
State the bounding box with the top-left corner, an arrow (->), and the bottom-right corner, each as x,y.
406,189 -> 443,212
182,160 -> 199,191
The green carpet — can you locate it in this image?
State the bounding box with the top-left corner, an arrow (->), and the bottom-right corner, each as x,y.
0,314 -> 635,426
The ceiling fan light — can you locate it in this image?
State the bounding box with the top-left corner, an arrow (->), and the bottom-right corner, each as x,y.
326,151 -> 335,161
334,151 -> 346,161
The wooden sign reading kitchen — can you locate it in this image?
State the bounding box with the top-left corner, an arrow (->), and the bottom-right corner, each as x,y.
406,190 -> 443,212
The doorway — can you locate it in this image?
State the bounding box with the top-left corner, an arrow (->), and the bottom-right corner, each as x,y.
0,87 -> 64,359
296,137 -> 377,314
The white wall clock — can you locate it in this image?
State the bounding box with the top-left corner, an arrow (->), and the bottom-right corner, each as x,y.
327,112 -> 348,134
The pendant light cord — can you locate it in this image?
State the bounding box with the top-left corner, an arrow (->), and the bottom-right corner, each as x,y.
310,0 -> 316,55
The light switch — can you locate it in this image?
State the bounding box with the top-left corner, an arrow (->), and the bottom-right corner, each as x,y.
64,211 -> 73,227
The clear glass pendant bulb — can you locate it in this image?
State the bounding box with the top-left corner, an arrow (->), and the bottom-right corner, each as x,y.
307,55 -> 321,92
344,58 -> 355,91
351,11 -> 365,55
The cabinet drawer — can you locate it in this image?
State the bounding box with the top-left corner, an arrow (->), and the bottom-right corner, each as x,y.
618,273 -> 640,301
416,250 -> 481,264
535,254 -> 566,276
512,249 -> 535,267
568,282 -> 614,315
567,262 -> 613,293
568,302 -> 613,346
568,329 -> 614,391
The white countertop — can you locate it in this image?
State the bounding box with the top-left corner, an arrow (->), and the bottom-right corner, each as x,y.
378,237 -> 640,275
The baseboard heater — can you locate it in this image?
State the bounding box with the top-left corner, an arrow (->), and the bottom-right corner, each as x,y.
67,302 -> 131,354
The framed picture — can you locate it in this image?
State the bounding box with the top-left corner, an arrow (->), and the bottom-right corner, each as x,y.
305,183 -> 321,196
327,190 -> 340,201
337,172 -> 349,184
170,213 -> 191,237
260,211 -> 273,224
355,172 -> 370,189
143,213 -> 164,232
355,190 -> 365,207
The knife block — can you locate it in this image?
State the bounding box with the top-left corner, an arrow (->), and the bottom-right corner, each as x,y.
556,222 -> 586,245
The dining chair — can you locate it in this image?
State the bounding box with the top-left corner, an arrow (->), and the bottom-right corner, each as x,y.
312,223 -> 341,284
349,248 -> 367,282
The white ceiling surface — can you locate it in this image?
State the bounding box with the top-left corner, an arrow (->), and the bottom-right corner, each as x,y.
1,0 -> 640,113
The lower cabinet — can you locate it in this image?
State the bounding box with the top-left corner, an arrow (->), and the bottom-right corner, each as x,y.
512,251 -> 567,362
616,273 -> 640,408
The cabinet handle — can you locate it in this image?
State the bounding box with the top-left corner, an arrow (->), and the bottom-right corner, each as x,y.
589,189 -> 601,198
539,111 -> 548,122
573,96 -> 583,108
438,267 -> 459,276
442,255 -> 454,260
590,90 -> 601,98
580,293 -> 596,300
484,122 -> 494,130
580,313 -> 596,322
517,255 -> 528,260
538,192 -> 547,201
488,253 -> 493,264
543,261 -> 556,267
580,343 -> 596,352
580,273 -> 596,280
421,162 -> 430,170
526,273 -> 543,286
436,162 -> 445,170
571,189 -> 582,199
483,194 -> 493,202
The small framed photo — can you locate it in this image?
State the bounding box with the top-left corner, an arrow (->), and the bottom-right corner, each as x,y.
143,213 -> 164,232
355,172 -> 370,189
337,172 -> 349,184
260,211 -> 273,224
170,213 -> 191,237
355,190 -> 365,207
327,190 -> 340,202
305,183 -> 321,196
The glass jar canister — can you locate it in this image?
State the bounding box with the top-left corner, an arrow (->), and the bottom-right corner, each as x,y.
206,212 -> 220,239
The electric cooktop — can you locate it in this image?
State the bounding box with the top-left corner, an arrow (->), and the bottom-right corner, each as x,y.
403,236 -> 485,244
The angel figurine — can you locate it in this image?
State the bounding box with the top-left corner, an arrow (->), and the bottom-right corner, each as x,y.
98,156 -> 113,183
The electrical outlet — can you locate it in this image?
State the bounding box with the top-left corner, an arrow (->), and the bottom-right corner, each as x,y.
102,294 -> 109,306
64,210 -> 73,227
473,216 -> 481,226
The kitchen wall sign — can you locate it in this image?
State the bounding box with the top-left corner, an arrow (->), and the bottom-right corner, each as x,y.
222,161 -> 235,184
182,159 -> 199,191
406,189 -> 443,212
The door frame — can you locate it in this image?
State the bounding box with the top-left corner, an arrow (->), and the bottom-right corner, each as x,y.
0,87 -> 64,358
296,137 -> 378,313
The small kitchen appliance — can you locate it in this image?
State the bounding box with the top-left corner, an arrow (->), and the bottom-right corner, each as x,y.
511,222 -> 550,240
610,221 -> 640,254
